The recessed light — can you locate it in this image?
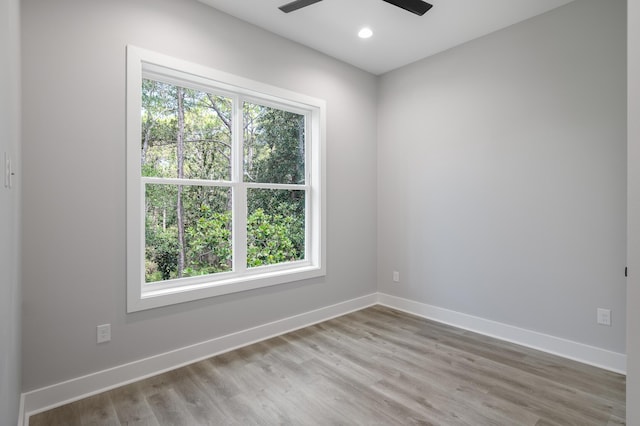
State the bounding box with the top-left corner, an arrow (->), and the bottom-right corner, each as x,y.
358,27 -> 373,39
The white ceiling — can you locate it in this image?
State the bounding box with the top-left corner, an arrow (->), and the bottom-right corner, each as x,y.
197,0 -> 575,75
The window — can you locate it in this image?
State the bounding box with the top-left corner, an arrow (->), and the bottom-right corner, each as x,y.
127,47 -> 325,312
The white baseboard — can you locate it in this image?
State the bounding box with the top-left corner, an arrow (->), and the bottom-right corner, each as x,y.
377,293 -> 627,374
17,394 -> 25,426
21,292 -> 627,425
21,293 -> 378,424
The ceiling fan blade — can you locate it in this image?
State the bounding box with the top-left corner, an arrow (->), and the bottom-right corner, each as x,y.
279,0 -> 323,13
382,0 -> 433,16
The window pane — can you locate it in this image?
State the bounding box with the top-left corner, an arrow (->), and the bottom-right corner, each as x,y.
243,102 -> 305,184
247,189 -> 305,268
141,79 -> 232,181
145,184 -> 232,283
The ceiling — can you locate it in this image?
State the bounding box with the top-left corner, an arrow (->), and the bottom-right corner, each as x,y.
197,0 -> 575,75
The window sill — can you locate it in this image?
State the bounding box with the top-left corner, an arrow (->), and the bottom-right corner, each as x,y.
127,263 -> 325,313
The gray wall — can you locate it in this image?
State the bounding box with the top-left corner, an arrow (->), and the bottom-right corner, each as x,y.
21,0 -> 378,391
20,0 -> 630,401
377,0 -> 627,353
627,0 -> 639,421
0,0 -> 21,423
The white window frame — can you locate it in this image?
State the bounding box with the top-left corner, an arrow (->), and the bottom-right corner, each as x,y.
126,46 -> 326,312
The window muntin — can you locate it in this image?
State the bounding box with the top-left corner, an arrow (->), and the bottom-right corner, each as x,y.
127,46 -> 325,312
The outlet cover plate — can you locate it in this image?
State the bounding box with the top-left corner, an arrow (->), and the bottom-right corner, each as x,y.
97,324 -> 111,343
597,308 -> 611,326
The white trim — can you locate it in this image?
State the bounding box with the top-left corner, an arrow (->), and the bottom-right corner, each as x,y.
126,45 -> 327,312
377,293 -> 627,374
21,294 -> 377,424
232,93 -> 246,277
20,293 -> 626,424
17,394 -> 24,426
141,177 -> 235,187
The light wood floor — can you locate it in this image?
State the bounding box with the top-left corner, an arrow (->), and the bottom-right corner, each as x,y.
29,306 -> 626,425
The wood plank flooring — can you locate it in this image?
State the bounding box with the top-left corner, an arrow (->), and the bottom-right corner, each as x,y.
29,306 -> 626,425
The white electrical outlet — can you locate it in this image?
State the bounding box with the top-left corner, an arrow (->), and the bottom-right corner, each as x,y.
97,324 -> 111,343
393,271 -> 400,282
597,308 -> 611,326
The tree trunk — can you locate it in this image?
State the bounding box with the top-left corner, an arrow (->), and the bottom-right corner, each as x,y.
176,87 -> 186,277
141,119 -> 155,166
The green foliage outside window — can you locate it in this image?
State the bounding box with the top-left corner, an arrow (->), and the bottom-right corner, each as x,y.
142,79 -> 306,283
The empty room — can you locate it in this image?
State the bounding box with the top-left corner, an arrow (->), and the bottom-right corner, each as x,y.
1,0 -> 640,424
